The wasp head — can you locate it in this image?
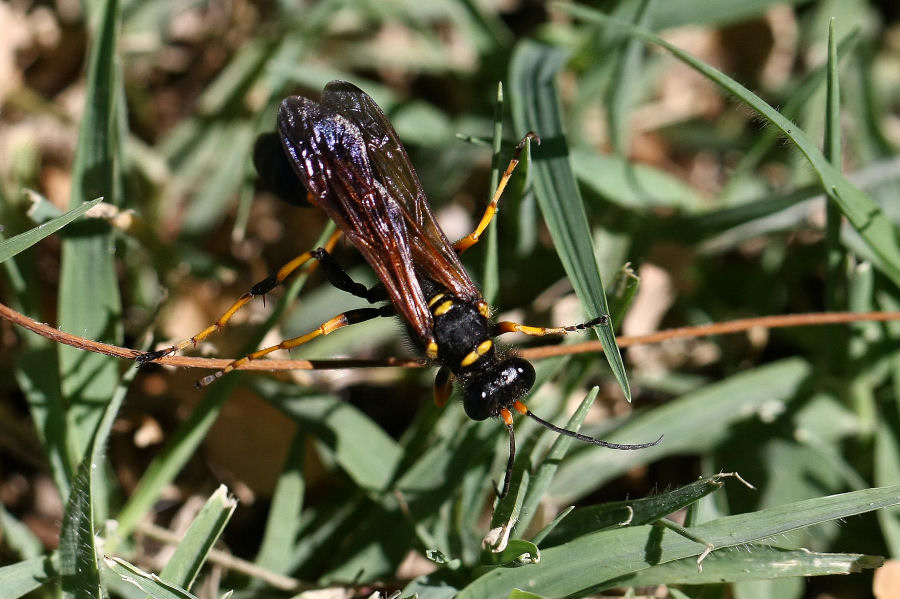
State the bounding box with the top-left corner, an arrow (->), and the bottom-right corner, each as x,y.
462,357 -> 535,421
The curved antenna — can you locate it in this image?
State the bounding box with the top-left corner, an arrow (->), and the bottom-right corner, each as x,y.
496,402 -> 662,499
523,405 -> 663,450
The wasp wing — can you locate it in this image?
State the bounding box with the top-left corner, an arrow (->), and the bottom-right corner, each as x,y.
319,81 -> 482,303
276,92 -> 437,344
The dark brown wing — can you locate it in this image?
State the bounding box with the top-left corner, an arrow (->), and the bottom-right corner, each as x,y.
318,81 -> 481,303
275,89 -> 437,344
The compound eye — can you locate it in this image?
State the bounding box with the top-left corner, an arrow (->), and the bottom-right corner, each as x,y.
463,385 -> 492,421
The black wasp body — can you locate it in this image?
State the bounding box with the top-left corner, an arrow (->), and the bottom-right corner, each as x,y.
140,80 -> 659,496
264,81 -> 536,424
417,278 -> 535,422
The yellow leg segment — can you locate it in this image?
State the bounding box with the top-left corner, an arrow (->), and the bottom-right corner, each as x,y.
194,305 -> 388,388
495,314 -> 609,337
454,133 -> 539,254
137,229 -> 342,363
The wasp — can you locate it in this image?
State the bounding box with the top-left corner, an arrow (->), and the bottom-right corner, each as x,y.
139,81 -> 659,496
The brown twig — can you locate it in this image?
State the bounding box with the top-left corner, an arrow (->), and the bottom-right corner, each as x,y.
0,300 -> 422,371
2,300 -> 899,371
519,311 -> 900,360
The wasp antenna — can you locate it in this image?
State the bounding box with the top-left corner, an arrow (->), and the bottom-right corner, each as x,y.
525,408 -> 663,450
499,421 -> 516,499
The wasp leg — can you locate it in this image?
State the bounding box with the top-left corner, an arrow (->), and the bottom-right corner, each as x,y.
195,304 -> 396,388
136,229 -> 343,364
433,366 -> 454,407
310,247 -> 388,304
453,132 -> 539,254
493,314 -> 609,337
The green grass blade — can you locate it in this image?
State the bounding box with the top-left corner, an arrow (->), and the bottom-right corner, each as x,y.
273,393 -> 403,492
481,82 -> 504,305
0,555 -> 58,598
458,485 -> 900,598
690,484 -> 900,547
824,19 -> 843,165
627,0 -> 809,29
540,474 -> 728,547
825,18 -> 848,320
509,40 -> 631,402
103,557 -> 199,599
608,545 -> 882,588
14,348 -> 71,503
58,314 -> 136,598
59,456 -> 102,599
506,589 -> 544,599
513,388 -> 599,535
876,417 -> 900,555
606,0 -> 652,154
254,432 -> 306,574
551,357 -> 812,501
0,197 -> 103,263
562,4 -> 900,288
180,122 -> 255,236
57,0 -> 123,473
0,504 -> 44,560
158,486 -> 237,590
572,150 -> 702,211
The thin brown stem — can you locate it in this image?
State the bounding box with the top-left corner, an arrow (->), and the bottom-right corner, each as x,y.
518,311 -> 900,360
3,300 -> 899,372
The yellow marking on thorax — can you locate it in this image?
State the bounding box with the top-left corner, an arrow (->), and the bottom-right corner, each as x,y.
460,339 -> 493,367
433,300 -> 454,317
477,301 -> 490,319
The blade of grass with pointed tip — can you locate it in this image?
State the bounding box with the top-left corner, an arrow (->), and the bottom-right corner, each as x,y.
158,485 -> 237,591
509,41 -> 631,402
0,198 -> 103,263
562,4 -> 900,288
572,150 -> 702,211
57,0 -> 123,473
104,557 -> 199,599
458,484 -> 900,598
